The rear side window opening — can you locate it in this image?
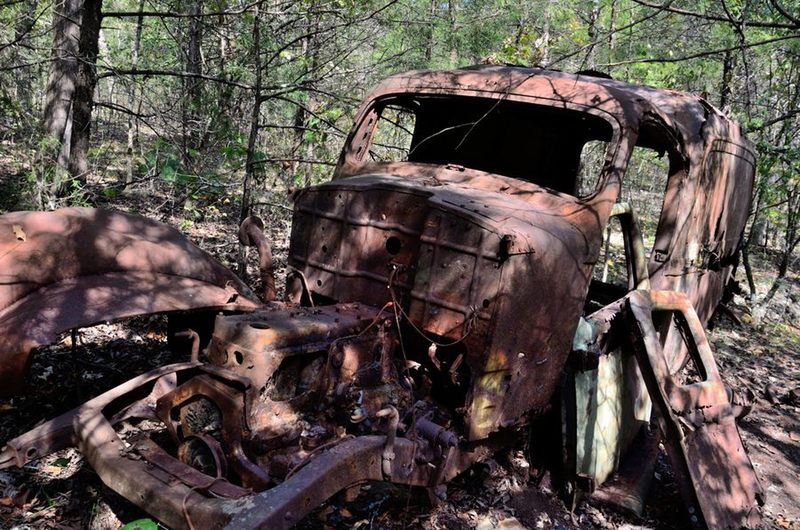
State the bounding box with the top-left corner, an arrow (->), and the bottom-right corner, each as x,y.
361,95 -> 617,198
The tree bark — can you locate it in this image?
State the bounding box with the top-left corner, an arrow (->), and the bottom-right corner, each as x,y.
68,0 -> 102,185
540,0 -> 554,67
586,0 -> 601,70
607,0 -> 617,53
719,49 -> 735,110
11,0 -> 39,124
182,0 -> 203,171
425,0 -> 436,63
125,0 -> 145,185
448,0 -> 458,66
239,3 -> 263,276
302,1 -> 321,186
40,0 -> 82,205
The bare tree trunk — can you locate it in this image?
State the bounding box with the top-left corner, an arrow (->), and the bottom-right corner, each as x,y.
214,6 -> 234,144
11,0 -> 39,128
68,0 -> 102,187
540,0 -> 553,67
448,0 -> 458,66
239,4 -> 262,276
586,0 -> 600,70
40,0 -> 82,206
183,0 -> 203,172
125,0 -> 145,185
425,0 -> 436,63
741,244 -> 757,297
607,0 -> 617,53
763,191 -> 800,305
719,50 -> 735,110
303,2 -> 321,186
96,28 -> 111,124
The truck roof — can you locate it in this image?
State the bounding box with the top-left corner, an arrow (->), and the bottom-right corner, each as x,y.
366,64 -> 738,152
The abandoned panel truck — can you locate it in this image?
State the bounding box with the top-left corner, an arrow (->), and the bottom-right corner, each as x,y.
0,66 -> 763,529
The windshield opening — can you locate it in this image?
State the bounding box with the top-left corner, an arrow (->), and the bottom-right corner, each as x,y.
364,94 -> 616,197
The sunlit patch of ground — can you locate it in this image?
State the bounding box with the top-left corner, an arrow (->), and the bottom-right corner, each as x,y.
708,314 -> 800,529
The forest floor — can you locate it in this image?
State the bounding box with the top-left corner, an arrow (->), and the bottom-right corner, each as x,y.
0,183 -> 798,530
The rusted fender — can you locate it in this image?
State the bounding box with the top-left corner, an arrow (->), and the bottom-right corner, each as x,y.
626,290 -> 763,529
0,208 -> 261,396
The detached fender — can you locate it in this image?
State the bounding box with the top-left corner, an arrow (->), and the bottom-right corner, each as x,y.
0,208 -> 261,396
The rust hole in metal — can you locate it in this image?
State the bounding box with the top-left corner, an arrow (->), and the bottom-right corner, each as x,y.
498,236 -> 512,262
250,323 -> 270,330
385,236 -> 402,255
482,299 -> 490,309
234,351 -> 244,365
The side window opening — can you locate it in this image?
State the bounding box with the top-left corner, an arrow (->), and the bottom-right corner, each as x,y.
596,216 -> 627,288
586,203 -> 650,312
619,147 -> 671,254
577,139 -> 608,197
636,122 -> 689,271
586,140 -> 674,313
368,103 -> 416,162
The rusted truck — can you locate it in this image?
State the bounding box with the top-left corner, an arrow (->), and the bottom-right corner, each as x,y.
0,66 -> 763,529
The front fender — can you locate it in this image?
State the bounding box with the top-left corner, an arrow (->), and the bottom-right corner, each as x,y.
0,207 -> 261,396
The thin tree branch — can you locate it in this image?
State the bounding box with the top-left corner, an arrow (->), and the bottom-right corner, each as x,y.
0,1 -> 53,54
94,100 -> 157,119
751,109 -> 800,131
267,95 -> 348,135
102,0 -> 264,19
549,0 -> 676,68
258,123 -> 346,137
262,0 -> 399,68
770,0 -> 800,28
96,68 -> 253,90
602,34 -> 800,66
251,157 -> 337,167
631,0 -> 798,29
0,58 -> 51,71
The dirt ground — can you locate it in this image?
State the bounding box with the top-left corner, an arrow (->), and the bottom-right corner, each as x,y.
0,189 -> 798,530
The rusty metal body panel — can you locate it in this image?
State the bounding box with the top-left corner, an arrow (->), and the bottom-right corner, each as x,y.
0,207 -> 259,395
335,66 -> 754,328
1,66 -> 760,529
626,291 -> 763,529
288,66 -> 754,442
289,173 -> 600,439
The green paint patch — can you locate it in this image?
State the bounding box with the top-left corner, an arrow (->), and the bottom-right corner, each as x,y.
122,518 -> 159,530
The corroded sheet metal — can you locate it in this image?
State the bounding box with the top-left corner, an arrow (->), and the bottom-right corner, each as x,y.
312,65 -> 755,442
1,357 -> 502,530
338,66 -> 755,331
0,66 -> 761,529
626,290 -> 763,529
0,208 -> 260,395
289,172 -> 600,439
